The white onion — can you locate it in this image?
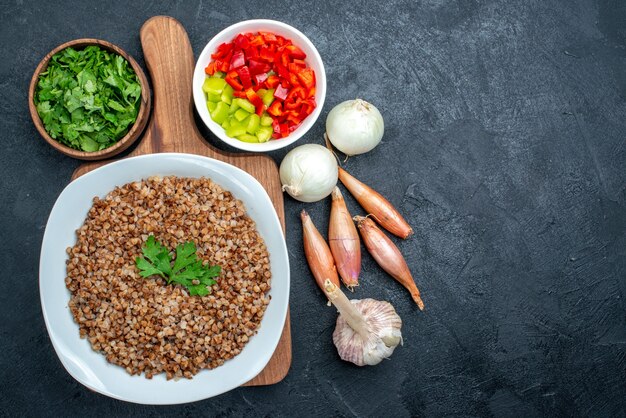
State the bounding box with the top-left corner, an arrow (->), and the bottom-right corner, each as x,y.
326,99 -> 384,156
279,144 -> 338,202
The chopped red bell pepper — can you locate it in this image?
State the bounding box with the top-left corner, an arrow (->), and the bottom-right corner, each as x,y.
219,56 -> 231,72
268,101 -> 283,117
288,72 -> 300,87
276,35 -> 287,47
285,45 -> 306,59
245,88 -> 265,116
205,61 -> 216,75
236,66 -> 252,89
225,71 -> 243,90
248,59 -> 271,75
293,59 -> 307,68
265,75 -> 280,88
280,50 -> 290,68
259,45 -> 275,62
245,46 -> 259,60
272,118 -> 281,135
229,50 -> 245,70
206,31 -> 317,140
286,112 -> 302,125
274,63 -> 289,80
288,63 -> 302,75
248,34 -> 265,47
234,34 -> 250,50
260,31 -> 277,43
211,42 -> 233,59
296,68 -> 315,89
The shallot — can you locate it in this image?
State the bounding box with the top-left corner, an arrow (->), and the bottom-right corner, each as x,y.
329,187 -> 361,289
339,167 -> 413,239
301,209 -> 340,298
354,216 -> 424,310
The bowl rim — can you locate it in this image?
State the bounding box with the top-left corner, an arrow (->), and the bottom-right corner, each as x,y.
193,19 -> 326,152
39,152 -> 290,404
29,38 -> 151,160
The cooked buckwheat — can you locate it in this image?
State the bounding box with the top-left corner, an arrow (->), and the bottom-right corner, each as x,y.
65,176 -> 271,379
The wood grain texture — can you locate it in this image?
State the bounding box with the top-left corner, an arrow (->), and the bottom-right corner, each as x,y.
71,16 -> 292,386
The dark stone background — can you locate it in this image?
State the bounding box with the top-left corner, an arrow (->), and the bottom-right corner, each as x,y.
1,0 -> 624,416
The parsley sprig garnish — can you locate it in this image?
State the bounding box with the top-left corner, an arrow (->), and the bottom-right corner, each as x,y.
135,235 -> 220,296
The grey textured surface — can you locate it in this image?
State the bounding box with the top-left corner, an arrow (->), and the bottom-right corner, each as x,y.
1,0 -> 625,416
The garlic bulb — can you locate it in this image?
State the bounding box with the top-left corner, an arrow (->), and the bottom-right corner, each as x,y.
324,279 -> 402,366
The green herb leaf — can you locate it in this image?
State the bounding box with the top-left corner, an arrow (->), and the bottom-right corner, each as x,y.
135,235 -> 221,296
33,45 -> 141,151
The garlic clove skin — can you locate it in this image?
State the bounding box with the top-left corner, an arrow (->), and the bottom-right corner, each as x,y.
332,298 -> 402,366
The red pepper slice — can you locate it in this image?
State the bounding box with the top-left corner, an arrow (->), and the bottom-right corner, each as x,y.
280,123 -> 289,138
296,67 -> 315,89
248,59 -> 271,75
248,35 -> 265,47
288,63 -> 302,75
265,75 -> 280,88
276,35 -> 287,47
234,34 -> 250,50
298,98 -> 316,115
284,99 -> 301,110
274,63 -> 289,80
225,70 -> 243,90
307,86 -> 316,98
272,118 -> 281,135
245,88 -> 265,116
285,45 -> 306,59
236,66 -> 252,89
293,59 -> 307,68
205,61 -> 216,75
219,56 -> 230,73
286,112 -> 302,125
259,45 -> 274,62
268,101 -> 283,117
274,84 -> 289,101
229,50 -> 245,70
211,42 -> 233,59
245,46 -> 259,60
281,51 -> 290,68
233,90 -> 247,98
260,31 -> 277,43
288,72 -> 301,87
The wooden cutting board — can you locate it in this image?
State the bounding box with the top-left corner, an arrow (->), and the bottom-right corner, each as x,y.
71,16 -> 292,386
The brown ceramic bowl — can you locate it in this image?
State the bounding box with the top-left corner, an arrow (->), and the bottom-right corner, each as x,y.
29,39 -> 151,160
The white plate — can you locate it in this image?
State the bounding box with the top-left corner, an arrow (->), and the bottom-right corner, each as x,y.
39,153 -> 290,404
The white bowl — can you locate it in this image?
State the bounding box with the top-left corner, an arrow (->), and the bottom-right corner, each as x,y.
39,153 -> 290,404
193,19 -> 326,152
